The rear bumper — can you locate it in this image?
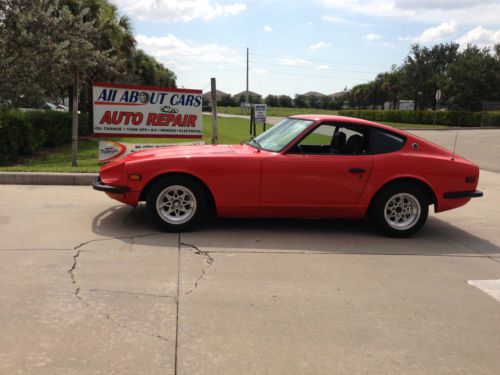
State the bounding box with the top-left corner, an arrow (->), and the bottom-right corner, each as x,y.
92,177 -> 130,193
443,190 -> 483,199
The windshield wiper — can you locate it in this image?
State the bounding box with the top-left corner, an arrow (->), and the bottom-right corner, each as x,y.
251,138 -> 262,150
241,136 -> 262,151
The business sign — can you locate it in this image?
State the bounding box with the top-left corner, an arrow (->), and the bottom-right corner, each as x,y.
92,82 -> 202,138
98,140 -> 205,163
254,104 -> 267,123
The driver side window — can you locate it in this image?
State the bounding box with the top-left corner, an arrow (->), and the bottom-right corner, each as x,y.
293,124 -> 336,154
292,124 -> 367,155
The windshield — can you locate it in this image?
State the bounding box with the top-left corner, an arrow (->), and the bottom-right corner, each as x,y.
247,118 -> 314,152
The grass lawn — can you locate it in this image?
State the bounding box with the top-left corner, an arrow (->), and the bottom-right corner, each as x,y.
0,114 -> 451,173
217,106 -> 339,117
0,115 -> 255,173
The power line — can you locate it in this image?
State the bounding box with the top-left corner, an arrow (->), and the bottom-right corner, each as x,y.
251,61 -> 380,74
265,70 -> 368,81
250,52 -> 389,68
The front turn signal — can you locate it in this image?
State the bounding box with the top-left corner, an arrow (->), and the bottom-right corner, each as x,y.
129,173 -> 142,181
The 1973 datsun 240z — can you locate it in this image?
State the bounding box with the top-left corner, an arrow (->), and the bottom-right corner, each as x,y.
93,115 -> 482,237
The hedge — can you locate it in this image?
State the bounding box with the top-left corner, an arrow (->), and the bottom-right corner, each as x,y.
337,110 -> 500,127
0,110 -> 90,165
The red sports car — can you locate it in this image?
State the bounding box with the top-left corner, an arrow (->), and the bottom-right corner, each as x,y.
93,115 -> 482,237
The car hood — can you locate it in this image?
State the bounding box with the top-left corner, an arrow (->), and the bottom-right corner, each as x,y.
124,144 -> 237,161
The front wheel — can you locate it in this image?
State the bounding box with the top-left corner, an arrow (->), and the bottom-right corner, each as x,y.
370,184 -> 429,238
146,176 -> 207,232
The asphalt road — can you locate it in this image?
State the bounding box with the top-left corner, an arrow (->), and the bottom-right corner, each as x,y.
1,168 -> 500,373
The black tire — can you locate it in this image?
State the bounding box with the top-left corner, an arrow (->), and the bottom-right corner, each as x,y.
369,184 -> 429,238
146,175 -> 208,232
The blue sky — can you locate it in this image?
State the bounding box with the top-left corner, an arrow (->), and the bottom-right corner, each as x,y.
111,0 -> 500,97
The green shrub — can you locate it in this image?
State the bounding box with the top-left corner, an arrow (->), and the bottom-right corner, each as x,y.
337,110 -> 500,127
0,110 -> 90,165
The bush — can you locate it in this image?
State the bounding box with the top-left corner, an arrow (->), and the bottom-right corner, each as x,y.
337,110 -> 500,127
0,110 -> 90,165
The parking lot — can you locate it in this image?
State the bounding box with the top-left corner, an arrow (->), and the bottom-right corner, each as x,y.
1,129 -> 500,374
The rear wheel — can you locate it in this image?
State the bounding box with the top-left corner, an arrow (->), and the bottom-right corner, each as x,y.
370,184 -> 429,237
146,176 -> 208,231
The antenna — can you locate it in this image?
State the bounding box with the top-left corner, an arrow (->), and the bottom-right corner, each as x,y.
451,129 -> 459,161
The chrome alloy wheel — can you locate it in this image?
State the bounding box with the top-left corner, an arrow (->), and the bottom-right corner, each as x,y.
383,193 -> 421,230
156,185 -> 197,225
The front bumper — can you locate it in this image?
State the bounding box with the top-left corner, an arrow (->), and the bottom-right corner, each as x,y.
92,177 -> 130,193
443,190 -> 483,199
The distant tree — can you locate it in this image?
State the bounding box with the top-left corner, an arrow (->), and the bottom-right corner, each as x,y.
219,94 -> 235,107
278,95 -> 293,108
307,95 -> 321,108
131,49 -> 176,87
319,96 -> 333,109
294,94 -> 307,108
265,95 -> 279,107
441,44 -> 500,111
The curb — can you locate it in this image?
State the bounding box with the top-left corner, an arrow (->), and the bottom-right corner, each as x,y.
0,172 -> 97,186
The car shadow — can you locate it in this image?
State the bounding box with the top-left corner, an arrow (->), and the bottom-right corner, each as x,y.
91,204 -> 500,258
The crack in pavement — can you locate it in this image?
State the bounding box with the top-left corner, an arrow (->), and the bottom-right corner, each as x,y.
67,233 -> 170,342
180,241 -> 215,295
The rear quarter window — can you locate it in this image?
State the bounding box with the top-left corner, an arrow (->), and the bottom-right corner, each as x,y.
369,129 -> 406,154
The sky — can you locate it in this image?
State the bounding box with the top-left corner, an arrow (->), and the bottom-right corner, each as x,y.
110,0 -> 500,97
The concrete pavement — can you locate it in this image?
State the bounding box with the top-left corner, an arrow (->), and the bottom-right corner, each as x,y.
1,169 -> 499,374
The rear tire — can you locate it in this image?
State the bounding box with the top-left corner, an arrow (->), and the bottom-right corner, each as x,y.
370,184 -> 429,238
146,176 -> 208,232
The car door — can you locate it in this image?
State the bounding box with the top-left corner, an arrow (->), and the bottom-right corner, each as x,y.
259,124 -> 373,211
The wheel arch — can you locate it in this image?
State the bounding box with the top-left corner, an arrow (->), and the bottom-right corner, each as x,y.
139,172 -> 217,214
368,177 -> 437,213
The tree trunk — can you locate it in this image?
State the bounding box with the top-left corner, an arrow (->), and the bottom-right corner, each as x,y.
71,67 -> 79,167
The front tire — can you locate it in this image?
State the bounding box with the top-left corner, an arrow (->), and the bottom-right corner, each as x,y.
370,184 -> 429,238
146,176 -> 207,232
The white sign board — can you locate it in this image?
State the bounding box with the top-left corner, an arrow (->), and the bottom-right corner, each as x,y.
435,89 -> 442,102
254,104 -> 267,123
98,140 -> 205,163
92,82 -> 202,138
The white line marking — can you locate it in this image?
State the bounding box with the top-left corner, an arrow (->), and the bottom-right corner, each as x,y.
467,279 -> 500,302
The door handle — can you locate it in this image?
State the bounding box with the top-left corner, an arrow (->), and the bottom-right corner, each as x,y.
349,167 -> 365,174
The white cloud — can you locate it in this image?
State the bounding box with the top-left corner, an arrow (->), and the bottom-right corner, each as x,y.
414,21 -> 457,43
320,0 -> 500,25
456,26 -> 500,49
111,0 -> 246,22
364,33 -> 381,41
136,33 -> 241,69
315,65 -> 330,70
400,21 -> 457,43
263,25 -> 272,32
310,41 -> 332,50
321,15 -> 370,27
279,58 -> 309,66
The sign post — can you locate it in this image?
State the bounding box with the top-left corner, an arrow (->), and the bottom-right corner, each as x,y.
434,89 -> 442,127
210,78 -> 218,145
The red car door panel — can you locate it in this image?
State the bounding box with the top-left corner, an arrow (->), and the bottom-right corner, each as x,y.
260,153 -> 373,210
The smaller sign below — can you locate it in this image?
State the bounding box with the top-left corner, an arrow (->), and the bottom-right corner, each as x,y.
254,104 -> 267,123
99,140 -> 204,163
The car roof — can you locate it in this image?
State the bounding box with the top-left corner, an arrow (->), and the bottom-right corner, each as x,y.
289,114 -> 407,135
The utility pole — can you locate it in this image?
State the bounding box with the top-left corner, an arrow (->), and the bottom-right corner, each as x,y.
246,47 -> 249,105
